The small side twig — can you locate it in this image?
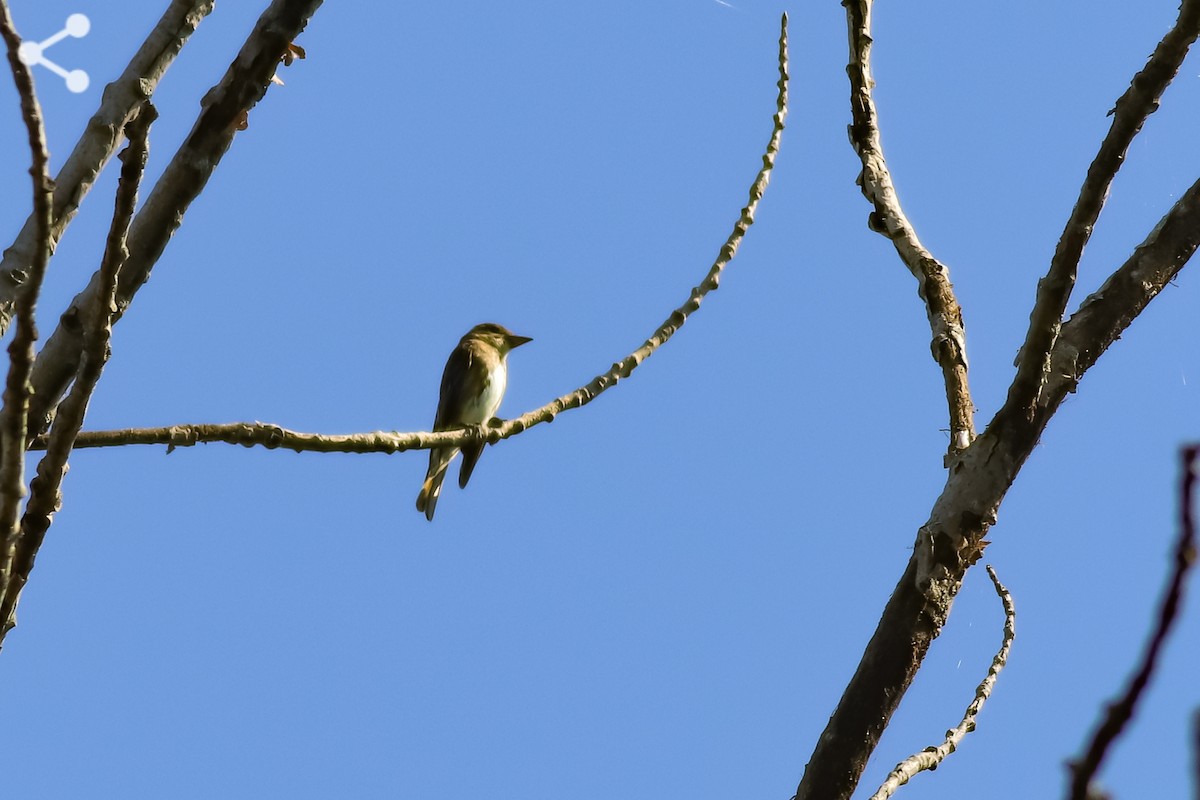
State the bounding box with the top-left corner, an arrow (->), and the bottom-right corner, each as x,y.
31,13 -> 791,462
843,0 -> 974,456
0,102 -> 157,642
1067,444 -> 1200,800
1004,0 -> 1200,419
0,0 -> 53,624
867,565 -> 1016,800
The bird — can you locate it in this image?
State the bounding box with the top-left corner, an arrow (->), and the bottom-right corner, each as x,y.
416,323 -> 532,521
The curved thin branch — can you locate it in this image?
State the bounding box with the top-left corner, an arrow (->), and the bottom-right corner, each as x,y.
26,0 -> 325,438
495,16 -> 787,440
843,0 -> 974,455
867,565 -> 1016,800
1067,445 -> 1200,800
0,0 -> 215,336
0,0 -> 53,626
31,13 -> 791,460
1005,0 -> 1200,420
0,103 -> 157,644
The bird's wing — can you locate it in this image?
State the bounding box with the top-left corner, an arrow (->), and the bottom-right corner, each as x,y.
434,345 -> 490,430
434,348 -> 468,430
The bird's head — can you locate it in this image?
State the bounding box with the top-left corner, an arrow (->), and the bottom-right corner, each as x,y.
465,323 -> 532,355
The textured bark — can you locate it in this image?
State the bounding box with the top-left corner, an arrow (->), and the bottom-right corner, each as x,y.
795,2 -> 1200,797
25,0 -> 325,437
0,0 -> 214,335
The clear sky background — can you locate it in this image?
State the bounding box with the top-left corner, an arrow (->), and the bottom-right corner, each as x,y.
1,1 -> 1198,798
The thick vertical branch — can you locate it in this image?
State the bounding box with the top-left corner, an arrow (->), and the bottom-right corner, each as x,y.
0,0 -> 214,336
797,8 -> 1200,800
0,0 -> 53,621
796,176 -> 1200,800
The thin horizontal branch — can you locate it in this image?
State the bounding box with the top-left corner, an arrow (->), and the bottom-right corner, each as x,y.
25,0 -> 324,438
1067,444 -> 1200,800
0,0 -> 214,336
1005,0 -> 1200,420
867,565 -> 1016,800
31,13 -> 791,461
1,103 -> 157,644
32,423 -> 460,455
843,0 -> 973,455
0,0 -> 53,634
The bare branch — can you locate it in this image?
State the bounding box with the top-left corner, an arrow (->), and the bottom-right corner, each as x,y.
26,0 -> 325,438
0,0 -> 53,626
1067,445 -> 1200,800
843,0 -> 974,455
1004,0 -> 1200,419
31,423 -> 466,455
29,13 -> 791,463
0,0 -> 215,335
1041,176 -> 1200,418
867,565 -> 1015,800
794,177 -> 1200,800
800,2 -> 1200,795
0,103 -> 157,643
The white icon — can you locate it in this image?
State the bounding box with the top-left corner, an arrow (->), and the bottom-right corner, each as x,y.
17,13 -> 90,93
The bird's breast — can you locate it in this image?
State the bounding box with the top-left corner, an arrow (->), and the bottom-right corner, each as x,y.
461,361 -> 506,424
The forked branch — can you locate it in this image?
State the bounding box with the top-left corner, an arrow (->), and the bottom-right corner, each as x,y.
1004,0 -> 1200,421
797,7 -> 1200,800
1043,175 -> 1200,416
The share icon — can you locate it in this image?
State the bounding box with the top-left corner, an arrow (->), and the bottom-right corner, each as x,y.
17,13 -> 90,94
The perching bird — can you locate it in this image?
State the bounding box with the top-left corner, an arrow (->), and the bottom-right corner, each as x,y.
416,323 -> 532,521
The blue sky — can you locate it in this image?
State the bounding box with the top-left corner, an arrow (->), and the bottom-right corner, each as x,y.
1,1 -> 1198,798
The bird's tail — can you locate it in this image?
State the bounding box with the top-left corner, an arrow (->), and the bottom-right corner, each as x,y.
415,447 -> 457,521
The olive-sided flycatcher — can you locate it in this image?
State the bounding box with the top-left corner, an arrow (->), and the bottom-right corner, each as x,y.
416,323 -> 532,521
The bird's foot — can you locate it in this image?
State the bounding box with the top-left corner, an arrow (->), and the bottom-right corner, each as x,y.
483,417 -> 505,444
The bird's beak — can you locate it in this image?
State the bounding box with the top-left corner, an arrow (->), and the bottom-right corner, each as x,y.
507,334 -> 533,349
